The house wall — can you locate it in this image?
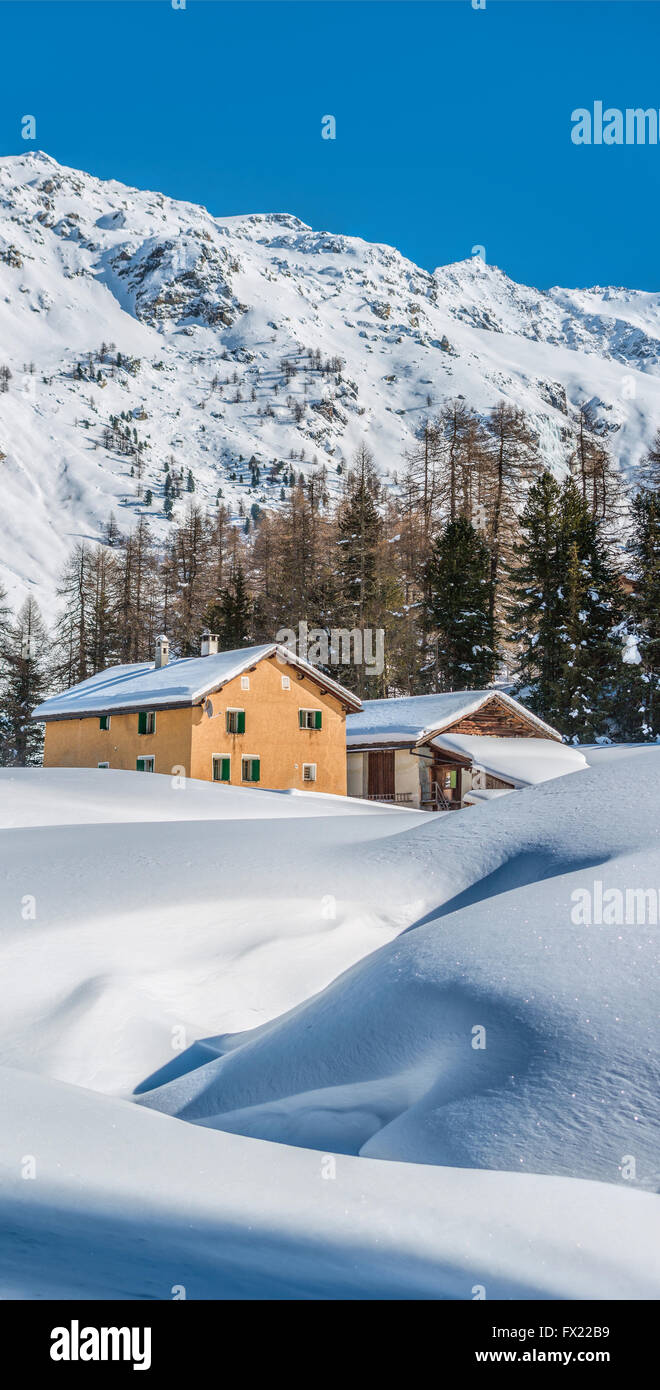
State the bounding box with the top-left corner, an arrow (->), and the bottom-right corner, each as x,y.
396,748 -> 422,806
43,706 -> 193,774
42,654 -> 348,796
347,747 -> 422,805
190,655 -> 348,795
460,766 -> 473,801
347,751 -> 365,799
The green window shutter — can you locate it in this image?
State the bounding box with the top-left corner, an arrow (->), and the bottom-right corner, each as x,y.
299,709 -> 305,729
237,710 -> 246,734
138,711 -> 147,735
221,757 -> 230,781
136,757 -> 144,771
314,710 -> 322,729
251,758 -> 260,783
99,714 -> 109,731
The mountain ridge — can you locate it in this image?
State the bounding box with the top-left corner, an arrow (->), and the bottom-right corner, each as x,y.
0,150 -> 658,618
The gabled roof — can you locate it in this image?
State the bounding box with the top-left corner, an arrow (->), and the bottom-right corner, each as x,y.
346,689 -> 559,748
32,644 -> 362,721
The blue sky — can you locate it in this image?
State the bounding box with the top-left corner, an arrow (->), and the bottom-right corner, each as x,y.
0,0 -> 659,289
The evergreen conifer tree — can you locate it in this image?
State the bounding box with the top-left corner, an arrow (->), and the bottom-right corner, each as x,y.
511,473 -> 624,739
207,563 -> 253,649
424,516 -> 496,690
0,598 -> 49,766
509,471 -> 566,719
624,488 -> 660,737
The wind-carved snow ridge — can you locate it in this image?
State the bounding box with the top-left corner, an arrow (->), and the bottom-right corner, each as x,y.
138,751 -> 660,1196
1,756 -> 659,1298
1,150 -> 660,617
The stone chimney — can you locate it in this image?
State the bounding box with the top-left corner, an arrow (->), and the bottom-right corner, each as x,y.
200,630 -> 219,657
155,634 -> 169,669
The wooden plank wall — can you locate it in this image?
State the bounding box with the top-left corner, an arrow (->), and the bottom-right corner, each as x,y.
445,697 -> 556,740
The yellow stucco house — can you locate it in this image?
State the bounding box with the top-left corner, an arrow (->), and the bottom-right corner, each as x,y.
32,634 -> 362,796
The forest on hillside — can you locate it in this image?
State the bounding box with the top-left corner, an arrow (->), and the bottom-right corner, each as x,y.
2,397 -> 660,766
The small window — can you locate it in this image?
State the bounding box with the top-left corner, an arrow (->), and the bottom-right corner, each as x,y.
241,756 -> 260,783
443,769 -> 457,790
212,755 -> 231,783
138,710 -> 156,735
281,675 -> 291,691
98,761 -> 110,769
299,708 -> 322,730
99,714 -> 111,731
136,756 -> 155,773
240,675 -> 250,691
226,708 -> 246,734
302,763 -> 317,783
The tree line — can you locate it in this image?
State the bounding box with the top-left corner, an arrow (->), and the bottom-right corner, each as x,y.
1,397 -> 659,765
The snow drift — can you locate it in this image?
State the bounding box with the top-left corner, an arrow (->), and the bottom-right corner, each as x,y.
1,756 -> 658,1298
139,753 -> 660,1191
0,768 -> 430,1093
2,1063 -> 657,1300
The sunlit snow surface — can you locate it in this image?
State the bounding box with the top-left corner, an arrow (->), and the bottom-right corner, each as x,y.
0,756 -> 658,1298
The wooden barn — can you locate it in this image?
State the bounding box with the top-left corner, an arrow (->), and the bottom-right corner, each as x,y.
346,690 -> 587,810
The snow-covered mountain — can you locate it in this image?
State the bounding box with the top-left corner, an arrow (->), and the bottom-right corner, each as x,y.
1,149 -> 660,618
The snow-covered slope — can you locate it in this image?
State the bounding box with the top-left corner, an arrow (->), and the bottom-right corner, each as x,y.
140,752 -> 660,1193
1,760 -> 659,1299
2,151 -> 660,616
3,1064 -> 657,1300
0,768 -> 429,1093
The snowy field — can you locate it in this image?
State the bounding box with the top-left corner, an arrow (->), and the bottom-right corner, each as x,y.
0,756 -> 659,1299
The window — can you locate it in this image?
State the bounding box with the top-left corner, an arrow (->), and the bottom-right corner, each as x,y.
241,756 -> 260,783
299,708 -> 322,730
99,714 -> 111,731
442,769 -> 457,790
226,708 -> 246,734
240,675 -> 250,691
281,675 -> 290,691
212,755 -> 231,783
136,756 -> 155,773
98,761 -> 110,769
138,710 -> 156,735
302,763 -> 317,783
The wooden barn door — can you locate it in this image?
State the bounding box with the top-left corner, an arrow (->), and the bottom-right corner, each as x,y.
368,749 -> 395,799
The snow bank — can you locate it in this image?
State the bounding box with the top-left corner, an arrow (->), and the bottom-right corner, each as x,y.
0,766 -> 398,827
141,752 -> 660,1192
2,756 -> 658,1299
1,1065 -> 657,1300
0,769 -> 429,1092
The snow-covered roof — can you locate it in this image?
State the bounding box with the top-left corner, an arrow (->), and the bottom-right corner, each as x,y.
32,644 -> 362,720
428,733 -> 587,788
346,690 -> 558,747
